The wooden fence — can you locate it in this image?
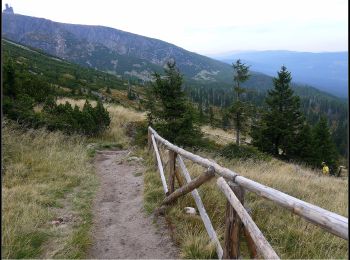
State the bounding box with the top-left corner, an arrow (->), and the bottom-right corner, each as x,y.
148,126 -> 348,259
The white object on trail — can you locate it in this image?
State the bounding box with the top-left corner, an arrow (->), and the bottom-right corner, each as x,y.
184,207 -> 197,215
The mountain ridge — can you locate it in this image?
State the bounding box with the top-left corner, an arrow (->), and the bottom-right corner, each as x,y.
2,12 -> 234,84
210,50 -> 348,97
2,12 -> 347,102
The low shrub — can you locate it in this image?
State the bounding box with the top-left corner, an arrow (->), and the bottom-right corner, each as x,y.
218,143 -> 271,161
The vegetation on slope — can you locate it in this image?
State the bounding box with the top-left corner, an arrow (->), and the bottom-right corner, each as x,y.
2,121 -> 98,258
141,62 -> 347,258
184,78 -> 348,159
2,38 -> 146,258
2,100 -> 146,259
2,39 -> 126,92
143,125 -> 348,259
2,26 -> 348,260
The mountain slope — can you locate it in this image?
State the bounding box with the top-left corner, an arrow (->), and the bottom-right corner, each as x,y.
3,25 -> 348,158
2,12 -> 233,84
211,50 -> 348,97
2,38 -> 126,92
4,12 -> 346,100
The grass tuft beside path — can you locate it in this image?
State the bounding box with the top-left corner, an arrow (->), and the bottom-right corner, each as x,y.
2,121 -> 98,259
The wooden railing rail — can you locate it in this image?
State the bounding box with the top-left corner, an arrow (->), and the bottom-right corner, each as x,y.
148,127 -> 348,240
177,155 -> 224,259
150,133 -> 168,195
217,177 -> 279,259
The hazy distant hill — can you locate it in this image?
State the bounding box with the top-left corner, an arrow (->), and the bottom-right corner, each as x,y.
211,50 -> 348,98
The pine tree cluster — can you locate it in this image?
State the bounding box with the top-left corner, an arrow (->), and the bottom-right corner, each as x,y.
3,57 -> 110,136
146,61 -> 202,147
251,66 -> 339,172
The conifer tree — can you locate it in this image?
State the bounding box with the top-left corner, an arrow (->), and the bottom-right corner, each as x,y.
252,66 -> 304,157
221,110 -> 230,131
145,85 -> 156,125
312,117 -> 339,173
147,60 -> 201,146
231,59 -> 250,145
3,59 -> 17,98
209,106 -> 214,126
293,123 -> 315,164
198,103 -> 205,124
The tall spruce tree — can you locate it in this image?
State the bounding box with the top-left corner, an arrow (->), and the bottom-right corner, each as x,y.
293,123 -> 315,164
231,59 -> 251,145
209,106 -> 215,126
312,116 -> 339,173
252,66 -> 304,157
147,60 -> 201,146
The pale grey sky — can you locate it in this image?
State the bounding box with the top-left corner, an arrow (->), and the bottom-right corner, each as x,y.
2,0 -> 348,55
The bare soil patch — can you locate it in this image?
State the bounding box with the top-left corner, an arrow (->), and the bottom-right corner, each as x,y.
88,150 -> 178,259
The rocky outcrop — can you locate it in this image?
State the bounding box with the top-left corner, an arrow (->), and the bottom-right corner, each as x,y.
3,4 -> 14,14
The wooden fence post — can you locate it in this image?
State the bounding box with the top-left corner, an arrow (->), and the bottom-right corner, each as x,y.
151,134 -> 169,195
224,182 -> 244,259
168,150 -> 177,194
243,227 -> 258,259
148,127 -> 152,151
218,177 -> 279,259
162,166 -> 215,205
174,166 -> 184,187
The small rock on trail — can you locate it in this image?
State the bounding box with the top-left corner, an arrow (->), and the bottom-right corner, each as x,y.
88,150 -> 178,259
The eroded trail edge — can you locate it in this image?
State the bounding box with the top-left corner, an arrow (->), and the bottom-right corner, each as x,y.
88,150 -> 178,259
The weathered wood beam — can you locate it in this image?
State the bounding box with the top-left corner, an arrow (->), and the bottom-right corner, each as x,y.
149,126 -> 239,180
147,128 -> 152,151
217,177 -> 279,259
168,150 -> 177,194
224,183 -> 244,259
243,227 -> 258,259
177,155 -> 223,259
234,176 -> 348,240
151,134 -> 168,195
162,165 -> 215,205
174,167 -> 184,187
149,126 -> 348,240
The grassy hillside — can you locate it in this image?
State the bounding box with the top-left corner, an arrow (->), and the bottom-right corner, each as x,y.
2,120 -> 97,258
3,96 -> 347,259
2,38 -> 127,92
143,126 -> 348,259
2,31 -> 348,259
2,101 -> 146,258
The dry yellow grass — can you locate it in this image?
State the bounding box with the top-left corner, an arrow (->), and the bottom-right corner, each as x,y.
201,125 -> 251,145
144,125 -> 348,259
56,98 -> 97,108
99,104 -> 146,145
2,99 -> 146,259
2,121 -> 98,259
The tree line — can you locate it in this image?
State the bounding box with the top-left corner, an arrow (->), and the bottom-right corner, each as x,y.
3,58 -> 110,136
183,73 -> 348,159
146,60 -> 342,174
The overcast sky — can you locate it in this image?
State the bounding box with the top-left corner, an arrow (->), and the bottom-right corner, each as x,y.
2,0 -> 348,55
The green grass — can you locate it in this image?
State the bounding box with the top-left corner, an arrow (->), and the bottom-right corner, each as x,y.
143,135 -> 348,259
2,120 -> 98,259
2,104 -> 146,259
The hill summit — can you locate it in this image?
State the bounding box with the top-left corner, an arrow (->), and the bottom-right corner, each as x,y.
3,3 -> 14,14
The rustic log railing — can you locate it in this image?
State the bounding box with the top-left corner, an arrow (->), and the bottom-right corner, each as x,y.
148,126 -> 348,259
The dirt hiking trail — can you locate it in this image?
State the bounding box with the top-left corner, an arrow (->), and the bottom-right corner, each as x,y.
88,150 -> 178,259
